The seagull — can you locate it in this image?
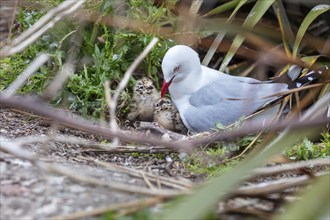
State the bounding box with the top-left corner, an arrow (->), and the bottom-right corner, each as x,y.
161,45 -> 289,132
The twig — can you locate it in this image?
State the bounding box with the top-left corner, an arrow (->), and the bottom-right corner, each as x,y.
0,95 -> 194,151
46,163 -> 184,197
134,121 -> 187,140
0,136 -> 37,160
234,172 -> 329,196
109,37 -> 159,147
221,206 -> 272,219
1,93 -> 328,150
42,24 -> 84,100
220,131 -> 264,164
252,158 -> 330,177
11,132 -> 174,153
79,156 -> 193,190
2,53 -> 49,97
141,171 -> 156,190
0,0 -> 85,57
49,196 -> 164,220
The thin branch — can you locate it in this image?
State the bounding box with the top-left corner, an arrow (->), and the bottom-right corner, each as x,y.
49,197 -> 164,220
109,37 -> 159,147
0,0 -> 85,57
220,131 -> 264,164
3,53 -> 49,97
134,121 -> 187,140
46,163 -> 184,197
252,158 -> 330,177
80,156 -> 193,190
0,95 -> 193,151
235,172 -> 329,196
42,24 -> 84,100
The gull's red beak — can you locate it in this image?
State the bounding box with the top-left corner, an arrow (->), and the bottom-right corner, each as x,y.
161,78 -> 173,98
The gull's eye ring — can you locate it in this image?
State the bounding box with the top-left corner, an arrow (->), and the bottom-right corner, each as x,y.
174,66 -> 180,72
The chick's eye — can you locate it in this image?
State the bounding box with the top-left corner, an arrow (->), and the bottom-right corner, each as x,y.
174,66 -> 180,72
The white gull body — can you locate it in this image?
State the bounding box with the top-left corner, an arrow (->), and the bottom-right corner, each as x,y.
161,45 -> 288,132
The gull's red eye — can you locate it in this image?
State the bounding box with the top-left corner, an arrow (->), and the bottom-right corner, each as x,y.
174,66 -> 180,72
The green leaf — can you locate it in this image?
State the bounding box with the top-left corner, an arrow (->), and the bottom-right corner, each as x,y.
273,0 -> 295,57
292,4 -> 330,58
303,138 -> 314,152
219,0 -> 275,72
301,55 -> 321,67
203,0 -> 255,17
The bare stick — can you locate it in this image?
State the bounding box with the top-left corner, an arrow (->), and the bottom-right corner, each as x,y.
220,131 -> 264,164
0,1 -> 85,57
80,156 -> 193,190
235,172 -> 329,196
49,197 -> 164,220
3,53 -> 49,97
252,158 -> 330,177
134,121 -> 187,140
43,25 -> 84,100
0,95 -> 193,151
46,163 -> 184,197
0,136 -> 37,160
109,37 -> 159,147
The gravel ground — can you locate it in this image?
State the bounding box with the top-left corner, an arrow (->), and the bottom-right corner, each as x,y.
0,108 -> 191,219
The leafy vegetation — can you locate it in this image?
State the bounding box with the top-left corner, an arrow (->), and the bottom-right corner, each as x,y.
1,0 -> 175,118
184,135 -> 259,177
285,132 -> 330,160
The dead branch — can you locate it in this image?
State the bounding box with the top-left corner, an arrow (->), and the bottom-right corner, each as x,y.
109,37 -> 159,147
11,133 -> 173,153
0,95 -> 194,151
235,172 -> 329,196
42,24 -> 85,100
0,0 -> 85,57
2,53 -> 49,97
134,121 -> 187,140
49,196 -> 164,220
252,158 -> 330,177
46,163 -> 184,197
79,156 -> 193,190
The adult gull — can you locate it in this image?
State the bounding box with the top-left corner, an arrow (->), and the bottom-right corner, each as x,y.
161,45 -> 288,132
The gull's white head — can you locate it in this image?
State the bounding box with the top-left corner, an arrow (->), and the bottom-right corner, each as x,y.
161,45 -> 201,97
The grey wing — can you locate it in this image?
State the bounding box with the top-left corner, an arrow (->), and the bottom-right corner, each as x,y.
184,79 -> 288,131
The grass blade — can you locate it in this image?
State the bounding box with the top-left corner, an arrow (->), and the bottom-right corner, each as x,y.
219,0 -> 275,72
203,0 -> 255,17
202,0 -> 248,66
273,0 -> 295,57
292,4 -> 330,58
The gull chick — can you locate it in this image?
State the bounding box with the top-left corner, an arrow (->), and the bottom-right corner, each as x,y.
154,98 -> 187,133
127,77 -> 159,121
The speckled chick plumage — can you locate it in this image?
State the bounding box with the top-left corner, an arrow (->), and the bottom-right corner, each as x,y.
127,77 -> 160,121
153,98 -> 187,133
